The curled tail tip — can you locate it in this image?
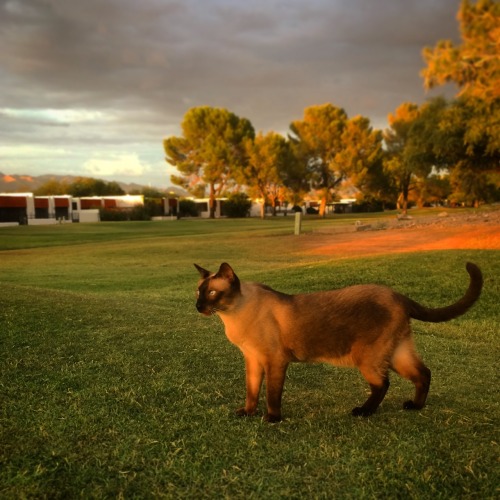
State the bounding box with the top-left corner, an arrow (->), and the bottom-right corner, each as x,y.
466,261 -> 478,272
466,262 -> 483,281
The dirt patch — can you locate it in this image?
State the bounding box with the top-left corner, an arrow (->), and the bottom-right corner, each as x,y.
302,209 -> 500,258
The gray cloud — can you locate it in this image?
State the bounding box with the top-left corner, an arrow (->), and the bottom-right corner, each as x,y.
0,0 -> 460,187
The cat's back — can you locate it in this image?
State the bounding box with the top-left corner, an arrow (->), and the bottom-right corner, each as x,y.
242,281 -> 293,301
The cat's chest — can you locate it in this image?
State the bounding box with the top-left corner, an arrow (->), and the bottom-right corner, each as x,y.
221,315 -> 265,349
223,322 -> 250,347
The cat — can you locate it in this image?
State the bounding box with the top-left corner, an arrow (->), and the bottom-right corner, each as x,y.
194,262 -> 483,422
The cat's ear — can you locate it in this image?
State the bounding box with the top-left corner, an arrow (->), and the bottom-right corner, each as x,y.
217,262 -> 238,283
194,264 -> 211,279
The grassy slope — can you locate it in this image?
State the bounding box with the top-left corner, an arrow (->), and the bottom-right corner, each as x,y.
0,217 -> 498,498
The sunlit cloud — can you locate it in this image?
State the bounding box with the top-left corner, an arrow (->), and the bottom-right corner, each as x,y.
0,144 -> 69,158
0,108 -> 114,125
83,153 -> 152,177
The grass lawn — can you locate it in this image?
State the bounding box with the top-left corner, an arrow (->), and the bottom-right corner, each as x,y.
1,216 -> 498,498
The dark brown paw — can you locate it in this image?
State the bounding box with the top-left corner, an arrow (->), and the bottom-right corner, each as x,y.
403,400 -> 423,410
263,413 -> 282,423
352,406 -> 375,417
235,407 -> 258,417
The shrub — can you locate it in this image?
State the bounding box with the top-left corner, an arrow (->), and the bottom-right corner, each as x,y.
179,199 -> 199,217
222,193 -> 252,218
99,208 -> 129,221
352,200 -> 385,213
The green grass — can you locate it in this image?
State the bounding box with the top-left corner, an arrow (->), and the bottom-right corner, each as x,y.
1,218 -> 499,498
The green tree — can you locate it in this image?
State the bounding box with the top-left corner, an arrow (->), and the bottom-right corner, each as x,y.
164,106 -> 255,218
434,98 -> 500,206
421,0 -> 499,204
414,171 -> 452,207
240,132 -> 290,218
290,104 -> 382,216
105,181 -> 126,196
384,98 -> 476,211
67,177 -> 124,197
278,139 -> 310,206
34,179 -> 69,196
336,116 -> 387,204
289,104 -> 347,217
421,0 -> 500,102
384,103 -> 430,214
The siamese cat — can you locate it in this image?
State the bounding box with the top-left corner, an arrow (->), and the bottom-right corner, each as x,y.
194,262 -> 483,422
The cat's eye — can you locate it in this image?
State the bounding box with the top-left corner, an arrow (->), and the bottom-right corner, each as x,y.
209,290 -> 217,296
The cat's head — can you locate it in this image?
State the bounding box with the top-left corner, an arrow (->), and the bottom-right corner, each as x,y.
194,262 -> 241,316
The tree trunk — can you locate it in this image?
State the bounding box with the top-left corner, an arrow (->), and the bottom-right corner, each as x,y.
401,196 -> 408,215
399,186 -> 409,215
271,198 -> 277,216
400,173 -> 411,216
259,187 -> 266,219
318,188 -> 329,217
209,184 -> 216,219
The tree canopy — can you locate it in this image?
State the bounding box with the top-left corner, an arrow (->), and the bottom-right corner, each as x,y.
240,131 -> 291,218
289,104 -> 382,216
164,106 -> 254,218
34,177 -> 125,197
421,0 -> 500,102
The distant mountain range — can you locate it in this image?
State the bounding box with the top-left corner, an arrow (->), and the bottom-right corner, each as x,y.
0,172 -> 187,197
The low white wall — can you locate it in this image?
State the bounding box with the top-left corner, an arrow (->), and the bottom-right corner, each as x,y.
77,210 -> 100,223
151,216 -> 176,221
28,218 -> 58,226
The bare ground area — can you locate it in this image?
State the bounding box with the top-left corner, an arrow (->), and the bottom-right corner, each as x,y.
302,208 -> 500,258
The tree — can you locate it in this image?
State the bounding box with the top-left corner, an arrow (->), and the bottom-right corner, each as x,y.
336,116 -> 387,203
290,104 -> 382,216
414,171 -> 452,207
278,139 -> 310,206
34,179 -> 69,196
432,97 -> 500,206
384,103 -> 433,214
289,104 -> 347,217
421,0 -> 500,102
67,177 -> 124,197
164,106 -> 255,218
240,131 -> 290,218
421,0 -> 500,203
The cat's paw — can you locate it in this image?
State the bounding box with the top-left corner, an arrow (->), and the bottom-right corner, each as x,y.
403,400 -> 423,410
235,407 -> 258,417
263,413 -> 282,423
351,406 -> 375,417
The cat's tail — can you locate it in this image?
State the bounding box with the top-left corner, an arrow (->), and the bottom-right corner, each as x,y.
403,262 -> 483,323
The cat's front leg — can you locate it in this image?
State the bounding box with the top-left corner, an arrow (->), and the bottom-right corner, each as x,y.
235,355 -> 264,417
263,361 -> 289,423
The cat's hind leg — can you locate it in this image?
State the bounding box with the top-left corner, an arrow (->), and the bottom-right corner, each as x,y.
391,339 -> 431,410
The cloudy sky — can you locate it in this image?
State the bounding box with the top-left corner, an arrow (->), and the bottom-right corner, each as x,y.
0,0 -> 460,189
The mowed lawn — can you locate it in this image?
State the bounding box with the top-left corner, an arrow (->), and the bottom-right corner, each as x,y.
1,218 -> 498,498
